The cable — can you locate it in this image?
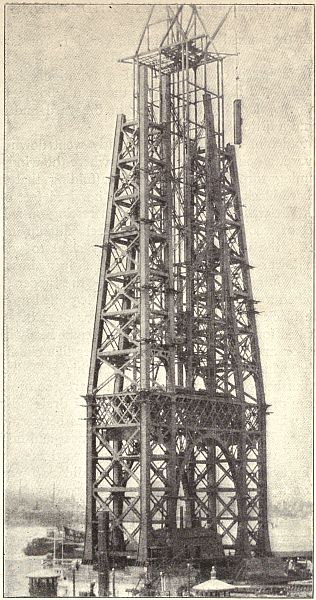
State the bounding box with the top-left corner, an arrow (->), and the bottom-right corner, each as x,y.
234,5 -> 240,99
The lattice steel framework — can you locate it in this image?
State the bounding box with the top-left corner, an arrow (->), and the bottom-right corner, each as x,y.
83,5 -> 271,565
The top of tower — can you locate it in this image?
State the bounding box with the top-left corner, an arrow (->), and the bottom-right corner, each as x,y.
119,4 -> 235,73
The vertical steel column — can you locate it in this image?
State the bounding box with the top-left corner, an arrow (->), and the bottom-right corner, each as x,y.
112,263 -> 134,555
98,510 -> 110,596
184,142 -> 194,388
206,440 -> 217,534
223,192 -> 250,555
84,397 -> 97,563
187,455 -> 198,527
86,114 -> 125,395
204,93 -> 219,535
161,74 -> 177,534
84,115 -> 124,564
184,46 -> 198,519
256,405 -> 271,555
204,93 -> 216,396
204,87 -> 229,397
138,64 -> 151,562
228,144 -> 271,556
218,144 -> 248,556
226,268 -> 250,557
204,91 -> 249,554
183,41 -> 194,389
175,66 -> 184,388
181,472 -> 193,529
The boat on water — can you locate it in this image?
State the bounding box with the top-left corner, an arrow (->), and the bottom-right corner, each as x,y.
23,526 -> 84,558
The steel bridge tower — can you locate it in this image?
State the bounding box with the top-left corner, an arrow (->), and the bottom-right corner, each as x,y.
83,5 -> 271,565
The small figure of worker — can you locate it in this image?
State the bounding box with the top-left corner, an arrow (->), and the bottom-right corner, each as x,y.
89,581 -> 96,597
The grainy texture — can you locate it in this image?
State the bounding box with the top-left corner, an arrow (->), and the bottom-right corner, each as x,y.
4,1 -> 313,578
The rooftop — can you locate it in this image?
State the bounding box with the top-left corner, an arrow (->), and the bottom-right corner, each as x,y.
26,570 -> 60,579
192,578 -> 236,592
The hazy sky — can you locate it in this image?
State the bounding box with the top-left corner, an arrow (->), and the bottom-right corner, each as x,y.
5,3 -> 313,512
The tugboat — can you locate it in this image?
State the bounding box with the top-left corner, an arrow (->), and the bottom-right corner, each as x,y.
24,535 -> 53,556
24,526 -> 84,558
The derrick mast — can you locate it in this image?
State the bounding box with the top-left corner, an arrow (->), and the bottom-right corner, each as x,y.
83,5 -> 271,565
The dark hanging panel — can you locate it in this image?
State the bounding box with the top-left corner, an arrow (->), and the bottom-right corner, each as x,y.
234,99 -> 242,145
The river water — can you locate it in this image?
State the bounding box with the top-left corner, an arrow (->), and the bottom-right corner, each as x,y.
4,518 -> 312,597
4,526 -> 48,597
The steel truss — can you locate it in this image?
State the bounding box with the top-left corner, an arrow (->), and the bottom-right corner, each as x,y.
83,5 -> 271,565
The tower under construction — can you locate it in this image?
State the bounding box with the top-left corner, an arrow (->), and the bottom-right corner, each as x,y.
83,5 -> 271,566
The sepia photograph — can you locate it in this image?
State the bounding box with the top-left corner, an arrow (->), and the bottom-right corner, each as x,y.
4,2 -> 313,597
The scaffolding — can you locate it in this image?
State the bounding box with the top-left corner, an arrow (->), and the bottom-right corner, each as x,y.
83,5 -> 271,566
